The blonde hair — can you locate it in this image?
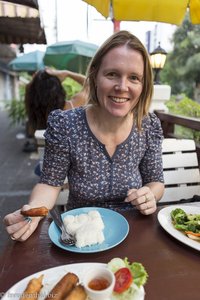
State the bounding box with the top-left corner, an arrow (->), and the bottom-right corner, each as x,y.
86,30 -> 153,130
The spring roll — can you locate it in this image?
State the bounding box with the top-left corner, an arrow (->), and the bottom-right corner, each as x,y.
45,273 -> 79,300
64,285 -> 87,300
19,274 -> 44,300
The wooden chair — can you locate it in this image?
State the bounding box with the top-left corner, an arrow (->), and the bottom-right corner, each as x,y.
160,138 -> 200,203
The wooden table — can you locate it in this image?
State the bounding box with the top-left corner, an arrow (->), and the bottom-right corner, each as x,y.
0,206 -> 199,300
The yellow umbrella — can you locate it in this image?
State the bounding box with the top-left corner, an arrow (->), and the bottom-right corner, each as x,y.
82,0 -> 200,25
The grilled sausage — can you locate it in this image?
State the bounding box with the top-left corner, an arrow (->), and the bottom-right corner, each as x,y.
21,206 -> 49,217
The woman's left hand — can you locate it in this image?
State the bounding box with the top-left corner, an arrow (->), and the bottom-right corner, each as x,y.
125,186 -> 157,215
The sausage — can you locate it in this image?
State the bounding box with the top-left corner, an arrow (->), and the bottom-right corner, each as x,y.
64,285 -> 87,300
21,206 -> 49,217
45,273 -> 79,300
19,274 -> 43,300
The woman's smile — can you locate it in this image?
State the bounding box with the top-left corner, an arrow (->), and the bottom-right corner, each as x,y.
109,96 -> 130,104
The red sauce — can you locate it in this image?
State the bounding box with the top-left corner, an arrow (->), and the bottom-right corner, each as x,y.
88,277 -> 110,291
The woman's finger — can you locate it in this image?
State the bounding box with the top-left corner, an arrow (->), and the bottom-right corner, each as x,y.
10,218 -> 40,242
6,218 -> 31,235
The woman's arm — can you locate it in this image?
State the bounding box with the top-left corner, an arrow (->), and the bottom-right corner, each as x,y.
145,182 -> 164,202
28,183 -> 61,209
46,68 -> 86,85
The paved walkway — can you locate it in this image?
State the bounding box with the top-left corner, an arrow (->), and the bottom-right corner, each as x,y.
0,109 -> 38,247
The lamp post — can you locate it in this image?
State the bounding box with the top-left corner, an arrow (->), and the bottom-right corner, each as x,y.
150,43 -> 167,84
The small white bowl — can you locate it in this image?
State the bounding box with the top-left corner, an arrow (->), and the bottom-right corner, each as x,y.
83,266 -> 115,300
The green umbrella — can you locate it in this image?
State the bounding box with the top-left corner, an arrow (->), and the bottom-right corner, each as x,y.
43,40 -> 98,74
9,50 -> 45,72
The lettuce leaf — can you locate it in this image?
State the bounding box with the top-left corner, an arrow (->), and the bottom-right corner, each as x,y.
124,258 -> 148,287
107,257 -> 148,299
108,257 -> 148,287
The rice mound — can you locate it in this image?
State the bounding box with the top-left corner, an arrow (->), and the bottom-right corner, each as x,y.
63,210 -> 105,248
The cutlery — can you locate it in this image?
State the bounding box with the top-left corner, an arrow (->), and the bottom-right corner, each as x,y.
50,207 -> 75,246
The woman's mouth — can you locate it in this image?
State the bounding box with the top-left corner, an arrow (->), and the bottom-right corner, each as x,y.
110,96 -> 129,103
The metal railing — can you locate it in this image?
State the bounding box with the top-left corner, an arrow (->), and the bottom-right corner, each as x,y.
154,110 -> 200,166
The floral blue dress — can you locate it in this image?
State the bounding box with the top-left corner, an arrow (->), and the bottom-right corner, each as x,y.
40,107 -> 164,210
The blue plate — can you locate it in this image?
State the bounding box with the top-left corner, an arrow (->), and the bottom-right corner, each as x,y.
48,207 -> 129,253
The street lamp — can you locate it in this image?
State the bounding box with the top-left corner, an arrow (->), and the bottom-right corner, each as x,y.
150,43 -> 167,84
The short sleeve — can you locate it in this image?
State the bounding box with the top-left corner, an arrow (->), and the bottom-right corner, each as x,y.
39,109 -> 70,186
139,113 -> 164,184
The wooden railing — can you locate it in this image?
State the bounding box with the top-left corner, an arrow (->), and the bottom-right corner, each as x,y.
154,110 -> 200,166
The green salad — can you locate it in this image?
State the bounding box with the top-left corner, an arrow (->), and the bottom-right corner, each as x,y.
107,257 -> 148,300
171,208 -> 200,240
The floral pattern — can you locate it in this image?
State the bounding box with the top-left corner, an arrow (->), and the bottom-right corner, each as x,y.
40,107 -> 164,210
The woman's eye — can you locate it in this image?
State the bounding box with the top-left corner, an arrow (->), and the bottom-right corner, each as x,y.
130,75 -> 139,81
106,72 -> 117,78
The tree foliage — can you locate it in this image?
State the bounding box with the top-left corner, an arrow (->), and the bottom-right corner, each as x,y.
161,14 -> 200,98
166,94 -> 200,142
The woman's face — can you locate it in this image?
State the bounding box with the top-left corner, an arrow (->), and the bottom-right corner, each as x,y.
95,45 -> 144,119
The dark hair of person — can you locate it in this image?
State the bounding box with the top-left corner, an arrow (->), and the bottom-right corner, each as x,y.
86,30 -> 153,130
25,70 -> 66,131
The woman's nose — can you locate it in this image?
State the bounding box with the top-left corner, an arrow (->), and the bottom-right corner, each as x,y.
114,78 -> 129,91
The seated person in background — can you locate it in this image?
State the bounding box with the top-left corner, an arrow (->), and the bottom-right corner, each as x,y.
25,69 -> 87,134
23,69 -> 87,152
25,69 -> 87,176
45,68 -> 88,110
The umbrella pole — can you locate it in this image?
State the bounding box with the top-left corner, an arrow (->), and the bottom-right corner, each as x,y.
113,19 -> 120,32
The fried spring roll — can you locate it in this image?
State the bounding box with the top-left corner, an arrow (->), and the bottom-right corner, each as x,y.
19,274 -> 44,300
64,285 -> 87,300
45,273 -> 79,300
21,206 -> 49,217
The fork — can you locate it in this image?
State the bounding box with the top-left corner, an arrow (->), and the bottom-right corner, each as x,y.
50,207 -> 75,246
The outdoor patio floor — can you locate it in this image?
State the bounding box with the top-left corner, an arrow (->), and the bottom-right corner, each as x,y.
0,109 -> 38,248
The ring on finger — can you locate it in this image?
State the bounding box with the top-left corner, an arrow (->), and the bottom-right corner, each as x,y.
145,195 -> 149,202
11,235 -> 16,241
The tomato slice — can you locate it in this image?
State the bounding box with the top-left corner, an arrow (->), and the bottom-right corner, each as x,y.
114,267 -> 133,294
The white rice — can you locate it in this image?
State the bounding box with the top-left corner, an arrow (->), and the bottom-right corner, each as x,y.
63,210 -> 105,248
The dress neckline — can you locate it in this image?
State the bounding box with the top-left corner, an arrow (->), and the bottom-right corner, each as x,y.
83,109 -> 135,160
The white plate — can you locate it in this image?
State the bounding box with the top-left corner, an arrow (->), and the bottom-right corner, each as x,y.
2,263 -> 104,300
157,205 -> 200,251
2,263 -> 144,300
48,207 -> 129,253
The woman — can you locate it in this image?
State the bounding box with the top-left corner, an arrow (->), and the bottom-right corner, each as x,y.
25,68 -> 87,134
4,30 -> 164,241
45,68 -> 87,111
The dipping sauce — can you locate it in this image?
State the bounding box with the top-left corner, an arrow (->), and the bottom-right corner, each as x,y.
88,277 -> 110,291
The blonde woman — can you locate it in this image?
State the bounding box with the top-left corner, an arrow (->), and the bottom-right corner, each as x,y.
4,31 -> 164,241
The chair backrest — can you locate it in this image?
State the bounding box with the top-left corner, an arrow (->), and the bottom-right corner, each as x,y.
160,138 -> 200,203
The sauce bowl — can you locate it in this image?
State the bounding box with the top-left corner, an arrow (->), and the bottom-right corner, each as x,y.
83,266 -> 115,300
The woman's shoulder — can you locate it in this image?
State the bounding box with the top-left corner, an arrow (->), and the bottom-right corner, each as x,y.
44,107 -> 85,143
142,112 -> 161,128
48,107 -> 85,125
142,112 -> 163,138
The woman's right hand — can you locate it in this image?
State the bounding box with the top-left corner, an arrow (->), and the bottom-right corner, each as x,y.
3,205 -> 42,242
